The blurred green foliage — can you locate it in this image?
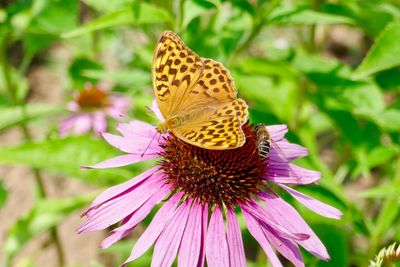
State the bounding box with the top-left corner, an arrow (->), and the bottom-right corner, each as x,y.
1,0 -> 400,266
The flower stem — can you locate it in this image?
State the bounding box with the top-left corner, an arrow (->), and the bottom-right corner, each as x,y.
1,37 -> 65,267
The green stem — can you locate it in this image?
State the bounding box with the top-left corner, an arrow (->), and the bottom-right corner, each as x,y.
1,36 -> 65,267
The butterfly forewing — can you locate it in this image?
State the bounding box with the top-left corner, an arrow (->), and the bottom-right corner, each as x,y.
153,31 -> 203,117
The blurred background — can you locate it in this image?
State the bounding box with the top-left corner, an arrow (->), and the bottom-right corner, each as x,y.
1,0 -> 400,266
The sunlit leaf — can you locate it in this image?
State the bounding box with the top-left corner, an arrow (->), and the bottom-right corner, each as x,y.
0,104 -> 63,131
270,5 -> 355,25
0,136 -> 134,185
62,3 -> 171,38
81,69 -> 151,88
353,21 -> 400,79
377,109 -> 400,132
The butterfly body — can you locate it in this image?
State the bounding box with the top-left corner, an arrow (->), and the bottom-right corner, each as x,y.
153,31 -> 249,150
255,124 -> 271,159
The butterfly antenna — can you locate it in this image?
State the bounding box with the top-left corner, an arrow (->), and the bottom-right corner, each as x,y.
141,131 -> 159,158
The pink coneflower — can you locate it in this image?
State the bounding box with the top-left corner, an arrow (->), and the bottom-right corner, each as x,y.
78,102 -> 342,267
59,84 -> 131,137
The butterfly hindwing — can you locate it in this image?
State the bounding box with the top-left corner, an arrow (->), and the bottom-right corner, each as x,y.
173,99 -> 248,150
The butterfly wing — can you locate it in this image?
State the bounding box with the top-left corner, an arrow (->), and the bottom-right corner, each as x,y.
172,99 -> 249,150
152,31 -> 204,118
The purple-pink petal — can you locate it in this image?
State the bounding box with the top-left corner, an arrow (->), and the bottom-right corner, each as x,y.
83,153 -> 159,169
226,207 -> 246,267
150,98 -> 165,122
242,209 -> 283,267
124,192 -> 184,264
206,206 -> 229,267
151,199 -> 190,267
259,192 -> 330,260
242,201 -> 309,241
266,124 -> 288,141
270,141 -> 308,162
116,120 -> 158,139
262,226 -> 304,267
178,200 -> 204,267
280,184 -> 343,219
92,112 -> 108,136
265,162 -> 321,184
100,185 -> 170,249
78,173 -> 164,233
198,203 -> 208,267
86,166 -> 160,211
73,114 -> 92,135
102,133 -> 161,155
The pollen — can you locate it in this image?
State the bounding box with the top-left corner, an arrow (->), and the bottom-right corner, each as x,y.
160,123 -> 266,206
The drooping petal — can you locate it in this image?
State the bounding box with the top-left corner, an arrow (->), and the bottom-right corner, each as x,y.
86,166 -> 160,211
226,207 -> 246,267
269,141 -> 308,162
266,124 -> 288,142
259,192 -> 330,260
102,133 -> 161,154
100,184 -> 170,248
206,206 -> 229,267
92,112 -> 108,135
262,226 -> 304,267
242,209 -> 283,267
83,153 -> 159,169
78,173 -> 164,233
151,200 -> 191,267
178,200 -> 203,267
280,185 -> 342,219
123,192 -> 184,264
107,95 -> 131,119
116,120 -> 158,139
242,201 -> 309,241
59,115 -> 79,137
198,202 -> 208,267
265,162 -> 321,184
73,113 -> 92,135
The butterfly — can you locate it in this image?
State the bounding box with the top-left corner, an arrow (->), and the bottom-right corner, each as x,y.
255,124 -> 271,159
153,31 -> 248,150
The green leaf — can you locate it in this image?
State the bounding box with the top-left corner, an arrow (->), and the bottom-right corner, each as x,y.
0,136 -> 133,185
270,5 -> 355,25
361,184 -> 400,198
353,21 -> 400,79
0,104 -> 63,131
62,3 -> 171,38
68,57 -> 103,89
0,179 -> 8,208
376,109 -> 400,132
313,224 -> 349,267
4,195 -> 90,262
81,69 -> 151,88
182,0 -> 217,29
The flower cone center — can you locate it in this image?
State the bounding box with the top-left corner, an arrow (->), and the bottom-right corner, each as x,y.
160,123 -> 266,206
76,86 -> 109,108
